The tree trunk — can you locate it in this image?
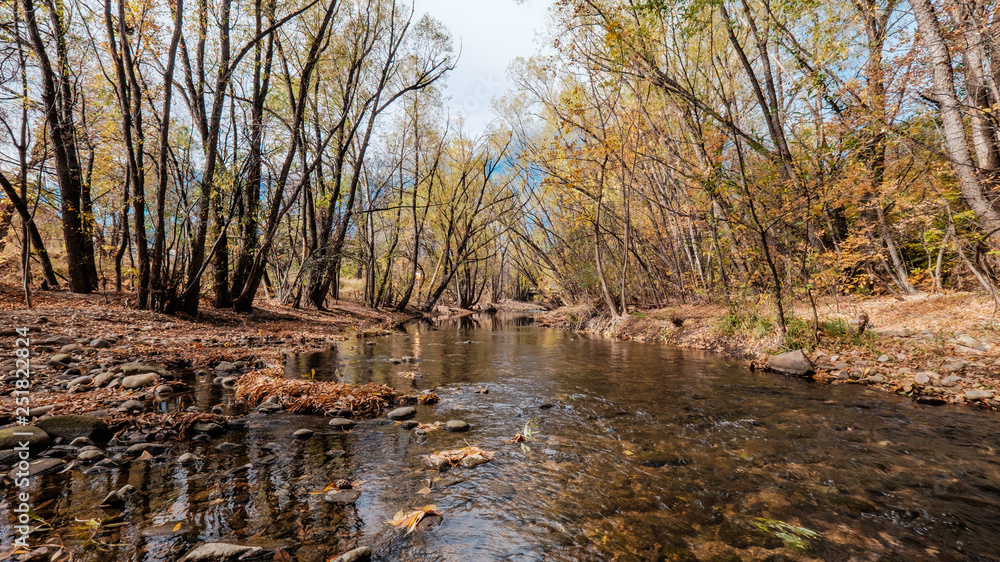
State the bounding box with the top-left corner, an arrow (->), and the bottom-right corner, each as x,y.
911,0 -> 1000,244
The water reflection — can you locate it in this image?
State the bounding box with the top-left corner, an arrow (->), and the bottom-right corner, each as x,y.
5,313 -> 1000,561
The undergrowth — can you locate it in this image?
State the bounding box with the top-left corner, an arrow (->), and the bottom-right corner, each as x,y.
783,317 -> 878,352
715,307 -> 878,353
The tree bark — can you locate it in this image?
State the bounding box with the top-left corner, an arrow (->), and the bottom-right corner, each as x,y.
912,0 -> 1000,244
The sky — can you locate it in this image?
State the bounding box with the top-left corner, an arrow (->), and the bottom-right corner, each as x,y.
410,0 -> 554,133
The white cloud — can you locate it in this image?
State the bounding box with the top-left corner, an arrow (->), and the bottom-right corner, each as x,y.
412,0 -> 553,133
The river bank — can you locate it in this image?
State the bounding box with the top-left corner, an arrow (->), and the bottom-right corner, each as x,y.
536,292 -> 1000,412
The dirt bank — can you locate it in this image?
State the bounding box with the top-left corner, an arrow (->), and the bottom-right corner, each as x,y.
537,292 -> 1000,412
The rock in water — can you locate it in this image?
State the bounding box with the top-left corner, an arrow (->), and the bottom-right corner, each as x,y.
768,350 -> 813,376
328,418 -> 357,429
386,406 -> 416,420
330,547 -> 373,562
445,420 -> 470,432
7,458 -> 63,481
179,543 -> 266,561
122,373 -> 159,389
324,489 -> 361,504
36,415 -> 109,441
0,425 -> 51,452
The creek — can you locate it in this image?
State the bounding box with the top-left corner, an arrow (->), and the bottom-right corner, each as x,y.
10,313 -> 1000,561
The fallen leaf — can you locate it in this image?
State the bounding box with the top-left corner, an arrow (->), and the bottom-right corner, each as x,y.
138,451 -> 154,461
386,504 -> 440,534
416,487 -> 432,495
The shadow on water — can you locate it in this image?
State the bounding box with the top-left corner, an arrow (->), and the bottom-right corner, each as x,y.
7,312 -> 1000,561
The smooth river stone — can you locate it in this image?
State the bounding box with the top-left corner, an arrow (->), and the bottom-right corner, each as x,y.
324,489 -> 361,504
386,406 -> 416,420
328,418 -> 356,429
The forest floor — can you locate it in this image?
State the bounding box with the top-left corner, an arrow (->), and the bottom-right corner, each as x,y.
0,282 -> 410,425
537,291 -> 1000,412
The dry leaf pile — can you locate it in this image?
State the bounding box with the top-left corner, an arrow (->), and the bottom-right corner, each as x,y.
235,368 -> 397,416
109,411 -> 229,439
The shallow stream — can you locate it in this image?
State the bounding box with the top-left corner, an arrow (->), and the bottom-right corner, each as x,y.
6,313 -> 1000,560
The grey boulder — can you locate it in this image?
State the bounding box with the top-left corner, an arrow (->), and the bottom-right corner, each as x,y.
769,350 -> 813,375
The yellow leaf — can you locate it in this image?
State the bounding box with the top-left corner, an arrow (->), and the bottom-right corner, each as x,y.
623,450 -> 634,456
416,487 -> 432,495
173,522 -> 182,532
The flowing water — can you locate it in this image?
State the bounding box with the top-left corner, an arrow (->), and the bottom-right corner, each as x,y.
5,313 -> 1000,561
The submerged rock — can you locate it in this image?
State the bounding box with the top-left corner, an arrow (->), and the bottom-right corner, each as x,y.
7,458 -> 63,480
330,547 -> 373,562
768,350 -> 813,376
179,543 -> 266,562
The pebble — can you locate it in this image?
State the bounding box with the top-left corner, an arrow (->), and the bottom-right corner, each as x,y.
942,375 -> 962,387
965,390 -> 995,400
178,453 -> 198,465
293,429 -> 315,438
445,420 -> 470,432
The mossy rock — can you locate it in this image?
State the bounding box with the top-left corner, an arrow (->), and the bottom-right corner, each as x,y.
0,425 -> 51,452
36,415 -> 110,441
